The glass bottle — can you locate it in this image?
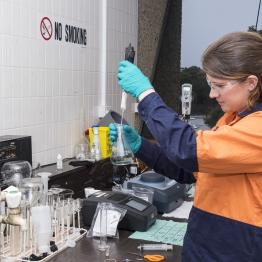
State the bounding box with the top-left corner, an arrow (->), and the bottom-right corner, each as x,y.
110,124 -> 133,166
90,126 -> 101,161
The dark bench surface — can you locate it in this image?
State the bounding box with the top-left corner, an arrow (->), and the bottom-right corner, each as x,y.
48,228 -> 182,262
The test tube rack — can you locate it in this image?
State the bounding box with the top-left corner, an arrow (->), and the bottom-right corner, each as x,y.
0,225 -> 87,262
0,198 -> 87,262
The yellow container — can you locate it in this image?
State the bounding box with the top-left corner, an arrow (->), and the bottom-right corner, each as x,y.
89,127 -> 112,159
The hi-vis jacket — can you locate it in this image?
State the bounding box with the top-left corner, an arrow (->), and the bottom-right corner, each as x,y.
136,93 -> 262,262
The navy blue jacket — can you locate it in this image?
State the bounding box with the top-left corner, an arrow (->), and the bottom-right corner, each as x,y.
136,92 -> 262,262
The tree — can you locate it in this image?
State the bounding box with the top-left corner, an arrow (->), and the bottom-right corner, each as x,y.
180,66 -> 214,114
248,25 -> 262,35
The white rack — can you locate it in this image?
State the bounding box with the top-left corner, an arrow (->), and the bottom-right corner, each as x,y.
0,226 -> 87,262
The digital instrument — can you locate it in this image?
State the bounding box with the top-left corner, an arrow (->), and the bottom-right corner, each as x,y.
81,191 -> 157,231
181,83 -> 192,121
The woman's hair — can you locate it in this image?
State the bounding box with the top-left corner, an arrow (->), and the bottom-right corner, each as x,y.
202,31 -> 262,108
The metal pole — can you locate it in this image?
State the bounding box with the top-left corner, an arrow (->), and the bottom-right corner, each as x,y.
255,0 -> 261,30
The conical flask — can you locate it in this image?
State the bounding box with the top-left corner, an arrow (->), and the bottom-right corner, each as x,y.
110,124 -> 133,165
74,134 -> 90,160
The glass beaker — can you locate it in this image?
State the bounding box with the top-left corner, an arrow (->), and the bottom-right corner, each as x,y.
19,177 -> 44,207
110,124 -> 133,166
74,135 -> 90,160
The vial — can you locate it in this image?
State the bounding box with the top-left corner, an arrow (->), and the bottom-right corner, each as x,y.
56,154 -> 63,170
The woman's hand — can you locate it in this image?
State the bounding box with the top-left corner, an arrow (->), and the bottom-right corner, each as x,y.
109,123 -> 142,153
118,60 -> 153,98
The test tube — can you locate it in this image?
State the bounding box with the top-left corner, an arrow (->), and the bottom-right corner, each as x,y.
137,243 -> 173,251
61,200 -> 65,242
66,199 -> 70,238
77,199 -> 81,230
97,203 -> 109,251
72,200 -> 76,233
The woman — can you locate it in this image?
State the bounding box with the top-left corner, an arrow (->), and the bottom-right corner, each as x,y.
110,32 -> 262,261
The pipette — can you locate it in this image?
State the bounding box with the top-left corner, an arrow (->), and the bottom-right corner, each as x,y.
77,199 -> 81,230
120,92 -> 127,125
66,199 -> 70,239
61,200 -> 65,242
120,43 -> 135,125
54,202 -> 58,242
72,200 -> 76,233
137,243 -> 173,251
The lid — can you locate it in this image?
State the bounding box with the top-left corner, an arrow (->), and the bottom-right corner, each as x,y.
140,171 -> 165,183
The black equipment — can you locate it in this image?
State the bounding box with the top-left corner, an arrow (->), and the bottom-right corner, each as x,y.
0,135 -> 32,170
82,191 -> 157,232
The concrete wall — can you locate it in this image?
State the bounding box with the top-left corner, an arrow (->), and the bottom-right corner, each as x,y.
137,0 -> 168,79
136,0 -> 182,136
154,0 -> 182,111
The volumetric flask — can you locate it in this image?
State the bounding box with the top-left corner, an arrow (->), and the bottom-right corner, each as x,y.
110,124 -> 133,166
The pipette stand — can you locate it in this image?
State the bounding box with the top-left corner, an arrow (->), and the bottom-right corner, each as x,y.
0,227 -> 87,261
0,200 -> 87,262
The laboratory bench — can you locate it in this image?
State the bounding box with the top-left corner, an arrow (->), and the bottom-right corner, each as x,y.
48,228 -> 182,262
37,159 -> 185,261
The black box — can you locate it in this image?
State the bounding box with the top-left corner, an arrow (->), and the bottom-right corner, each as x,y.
0,135 -> 32,170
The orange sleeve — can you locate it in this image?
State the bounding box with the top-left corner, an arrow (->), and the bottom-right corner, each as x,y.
196,112 -> 262,174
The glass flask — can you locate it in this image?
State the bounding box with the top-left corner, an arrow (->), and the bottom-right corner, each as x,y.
19,177 -> 43,207
110,124 -> 133,166
74,135 -> 90,160
1,160 -> 32,187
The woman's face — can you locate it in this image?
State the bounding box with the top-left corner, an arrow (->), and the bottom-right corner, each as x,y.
206,74 -> 257,113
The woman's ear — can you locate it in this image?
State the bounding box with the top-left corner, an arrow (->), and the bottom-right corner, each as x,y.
246,75 -> 258,91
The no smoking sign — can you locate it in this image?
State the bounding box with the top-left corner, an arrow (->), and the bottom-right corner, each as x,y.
39,16 -> 87,46
40,17 -> 53,40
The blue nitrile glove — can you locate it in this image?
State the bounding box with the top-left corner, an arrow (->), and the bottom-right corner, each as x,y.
109,123 -> 142,153
118,60 -> 153,98
109,123 -> 118,143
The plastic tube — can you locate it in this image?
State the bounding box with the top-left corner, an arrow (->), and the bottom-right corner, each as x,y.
31,206 -> 52,253
120,92 -> 127,126
121,92 -> 127,112
137,243 -> 173,251
38,172 -> 50,205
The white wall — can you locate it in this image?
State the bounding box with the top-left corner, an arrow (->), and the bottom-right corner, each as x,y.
0,0 -> 138,168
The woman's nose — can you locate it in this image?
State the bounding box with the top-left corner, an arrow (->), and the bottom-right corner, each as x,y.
209,88 -> 219,99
